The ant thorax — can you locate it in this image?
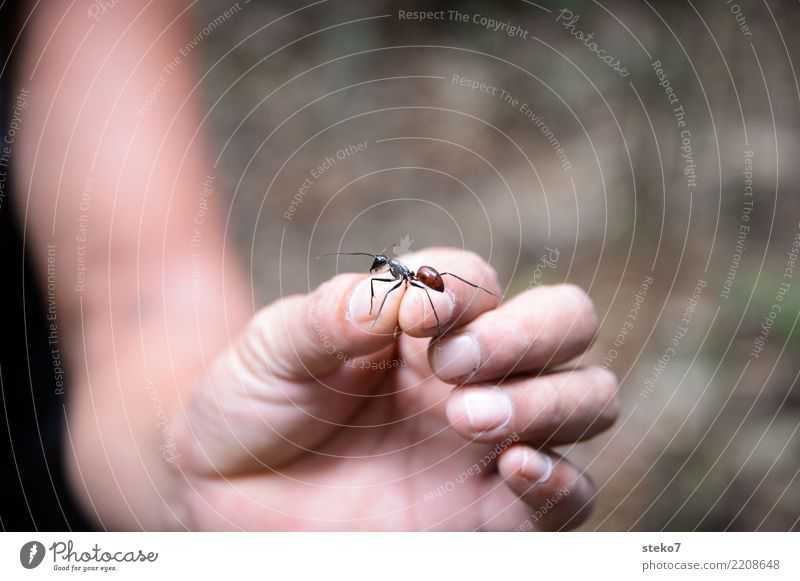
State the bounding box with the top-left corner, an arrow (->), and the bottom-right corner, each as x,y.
387,258 -> 411,280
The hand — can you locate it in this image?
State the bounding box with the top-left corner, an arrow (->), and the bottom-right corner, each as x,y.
170,247 -> 618,530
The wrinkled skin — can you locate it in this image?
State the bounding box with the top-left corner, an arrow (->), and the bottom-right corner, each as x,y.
172,248 -> 618,531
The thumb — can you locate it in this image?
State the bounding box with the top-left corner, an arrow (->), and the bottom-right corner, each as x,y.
255,272 -> 405,380
178,273 -> 404,474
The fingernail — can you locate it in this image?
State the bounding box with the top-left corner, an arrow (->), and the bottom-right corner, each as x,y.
347,279 -> 374,328
459,388 -> 512,434
519,450 -> 553,485
431,333 -> 481,381
423,289 -> 454,330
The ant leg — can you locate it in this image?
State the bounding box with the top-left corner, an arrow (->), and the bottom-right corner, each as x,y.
371,280 -> 404,329
410,281 -> 441,336
369,277 -> 396,315
440,272 -> 500,297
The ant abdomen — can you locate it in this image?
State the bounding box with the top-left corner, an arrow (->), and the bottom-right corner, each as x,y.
416,266 -> 445,292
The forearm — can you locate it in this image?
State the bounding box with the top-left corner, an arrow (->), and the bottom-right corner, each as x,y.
14,2 -> 249,528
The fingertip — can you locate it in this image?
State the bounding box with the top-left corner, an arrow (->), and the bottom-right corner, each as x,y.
400,248 -> 501,337
345,276 -> 405,335
498,447 -> 597,531
497,445 -> 553,484
254,273 -> 402,380
398,286 -> 454,337
554,283 -> 600,345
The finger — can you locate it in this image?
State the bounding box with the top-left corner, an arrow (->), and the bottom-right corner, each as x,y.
179,273 -> 407,474
257,272 -> 406,381
429,284 -> 598,383
497,447 -> 596,531
445,366 -> 619,444
182,346 -> 394,475
396,247 -> 502,337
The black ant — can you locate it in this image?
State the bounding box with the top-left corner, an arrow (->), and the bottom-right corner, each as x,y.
319,244 -> 499,335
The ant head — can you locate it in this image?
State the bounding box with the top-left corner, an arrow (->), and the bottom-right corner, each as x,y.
369,255 -> 389,273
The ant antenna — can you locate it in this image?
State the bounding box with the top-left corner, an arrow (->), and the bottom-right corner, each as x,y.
317,243 -> 398,260
316,251 -> 377,260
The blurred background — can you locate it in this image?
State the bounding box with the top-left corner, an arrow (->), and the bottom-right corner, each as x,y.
193,0 -> 799,530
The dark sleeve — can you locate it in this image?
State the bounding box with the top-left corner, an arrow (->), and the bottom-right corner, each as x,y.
0,0 -> 95,531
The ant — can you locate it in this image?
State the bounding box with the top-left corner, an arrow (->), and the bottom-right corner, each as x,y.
319,244 -> 499,335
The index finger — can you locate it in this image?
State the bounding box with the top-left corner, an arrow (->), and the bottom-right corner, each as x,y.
395,247 -> 502,337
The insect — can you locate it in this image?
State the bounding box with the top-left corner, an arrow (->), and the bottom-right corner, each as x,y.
319,244 -> 499,335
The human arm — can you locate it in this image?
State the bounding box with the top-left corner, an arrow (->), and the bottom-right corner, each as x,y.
14,2 -> 250,529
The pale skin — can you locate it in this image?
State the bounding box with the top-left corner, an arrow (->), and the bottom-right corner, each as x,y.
15,3 -> 617,530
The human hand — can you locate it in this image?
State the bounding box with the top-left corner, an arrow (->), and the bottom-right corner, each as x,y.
170,247 -> 617,530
